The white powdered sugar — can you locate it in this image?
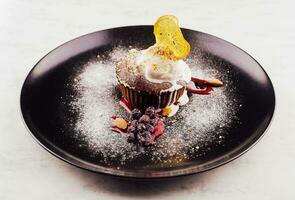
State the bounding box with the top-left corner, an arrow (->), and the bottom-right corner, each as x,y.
69,47 -> 239,166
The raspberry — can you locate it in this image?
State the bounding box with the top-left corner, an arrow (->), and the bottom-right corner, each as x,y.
153,120 -> 165,137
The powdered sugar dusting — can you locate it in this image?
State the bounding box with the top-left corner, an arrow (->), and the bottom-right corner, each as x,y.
69,46 -> 240,166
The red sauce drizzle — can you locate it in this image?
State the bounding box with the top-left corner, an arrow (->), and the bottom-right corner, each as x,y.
119,98 -> 133,112
186,77 -> 213,95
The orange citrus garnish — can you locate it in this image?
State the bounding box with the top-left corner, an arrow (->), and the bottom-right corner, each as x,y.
153,15 -> 190,60
162,106 -> 172,116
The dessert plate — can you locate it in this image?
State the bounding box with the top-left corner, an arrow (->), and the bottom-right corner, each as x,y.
20,26 -> 275,178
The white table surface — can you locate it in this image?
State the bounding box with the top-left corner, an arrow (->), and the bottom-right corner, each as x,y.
1,0 -> 294,199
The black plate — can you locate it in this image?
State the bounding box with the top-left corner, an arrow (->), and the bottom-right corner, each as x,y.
20,26 -> 275,178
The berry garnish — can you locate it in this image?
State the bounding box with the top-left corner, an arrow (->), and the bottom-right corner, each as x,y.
145,106 -> 156,118
131,108 -> 142,120
150,118 -> 158,126
130,120 -> 138,127
153,119 -> 165,138
137,123 -> 146,132
146,124 -> 155,133
127,132 -> 136,143
112,106 -> 165,147
139,114 -> 150,123
127,125 -> 136,133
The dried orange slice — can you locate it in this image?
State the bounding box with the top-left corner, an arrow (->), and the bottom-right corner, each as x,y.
154,15 -> 190,60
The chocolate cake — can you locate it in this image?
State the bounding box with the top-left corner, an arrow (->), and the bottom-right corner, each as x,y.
116,49 -> 189,110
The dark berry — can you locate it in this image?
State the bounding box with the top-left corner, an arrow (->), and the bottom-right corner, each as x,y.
139,115 -> 150,123
150,118 -> 158,126
137,123 -> 146,132
146,124 -> 154,132
130,120 -> 138,127
140,139 -> 150,146
145,106 -> 156,118
138,131 -> 153,146
127,125 -> 136,133
127,133 -> 136,143
131,109 -> 142,119
138,131 -> 151,140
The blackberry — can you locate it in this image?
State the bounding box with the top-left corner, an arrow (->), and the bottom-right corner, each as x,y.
145,106 -> 156,118
150,118 -> 158,126
138,131 -> 153,146
130,120 -> 138,127
127,133 -> 136,143
131,108 -> 142,120
138,130 -> 150,137
146,124 -> 154,132
139,114 -> 150,123
137,123 -> 146,132
127,125 -> 136,133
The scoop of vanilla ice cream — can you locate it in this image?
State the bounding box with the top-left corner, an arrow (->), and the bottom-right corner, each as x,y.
135,49 -> 191,89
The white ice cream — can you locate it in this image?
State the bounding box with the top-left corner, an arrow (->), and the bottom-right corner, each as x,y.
135,49 -> 191,91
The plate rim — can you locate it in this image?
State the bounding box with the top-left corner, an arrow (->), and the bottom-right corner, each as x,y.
20,25 -> 276,178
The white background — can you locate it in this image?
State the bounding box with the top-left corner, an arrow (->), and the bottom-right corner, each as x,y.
0,0 -> 294,199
